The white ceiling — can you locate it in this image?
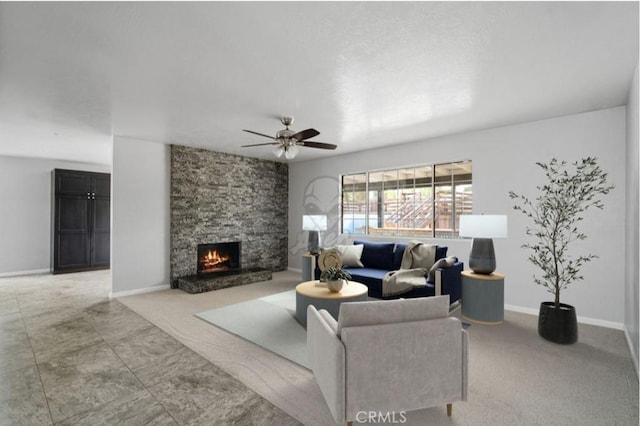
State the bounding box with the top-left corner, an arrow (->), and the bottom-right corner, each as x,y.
0,2 -> 638,165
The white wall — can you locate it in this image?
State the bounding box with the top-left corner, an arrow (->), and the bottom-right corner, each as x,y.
0,155 -> 110,276
111,136 -> 170,295
625,61 -> 639,372
289,107 -> 626,325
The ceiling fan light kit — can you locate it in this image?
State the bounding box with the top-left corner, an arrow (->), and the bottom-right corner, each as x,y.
273,146 -> 285,158
285,145 -> 299,159
242,116 -> 337,160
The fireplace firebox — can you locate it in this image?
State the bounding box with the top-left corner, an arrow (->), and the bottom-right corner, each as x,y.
197,242 -> 241,277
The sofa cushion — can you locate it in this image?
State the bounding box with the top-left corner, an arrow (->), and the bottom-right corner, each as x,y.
436,246 -> 448,260
392,243 -> 407,270
344,267 -> 388,298
354,240 -> 395,270
336,295 -> 450,337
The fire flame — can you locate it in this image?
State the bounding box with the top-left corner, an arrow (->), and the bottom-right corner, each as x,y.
200,249 -> 231,271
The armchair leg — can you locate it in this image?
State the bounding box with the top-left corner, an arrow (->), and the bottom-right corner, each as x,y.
347,422 -> 353,426
447,403 -> 452,416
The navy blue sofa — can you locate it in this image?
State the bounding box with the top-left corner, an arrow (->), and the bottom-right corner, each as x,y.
315,240 -> 462,302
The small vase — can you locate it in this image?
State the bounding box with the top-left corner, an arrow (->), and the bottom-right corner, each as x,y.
327,279 -> 344,293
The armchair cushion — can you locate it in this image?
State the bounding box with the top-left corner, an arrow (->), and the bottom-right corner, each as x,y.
336,295 -> 449,337
341,317 -> 465,418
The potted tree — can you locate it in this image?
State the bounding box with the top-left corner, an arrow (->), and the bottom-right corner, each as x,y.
509,157 -> 613,344
320,267 -> 352,293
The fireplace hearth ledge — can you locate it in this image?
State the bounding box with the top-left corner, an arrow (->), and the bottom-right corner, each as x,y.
177,267 -> 272,294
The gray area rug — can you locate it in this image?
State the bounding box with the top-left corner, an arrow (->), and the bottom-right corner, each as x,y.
196,290 -> 310,369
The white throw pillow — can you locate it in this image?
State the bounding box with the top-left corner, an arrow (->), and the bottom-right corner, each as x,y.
335,244 -> 364,268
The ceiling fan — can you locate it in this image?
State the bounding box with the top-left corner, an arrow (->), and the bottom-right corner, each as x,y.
242,117 -> 337,159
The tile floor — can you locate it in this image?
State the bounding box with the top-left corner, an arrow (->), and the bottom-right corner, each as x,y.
0,270 -> 301,425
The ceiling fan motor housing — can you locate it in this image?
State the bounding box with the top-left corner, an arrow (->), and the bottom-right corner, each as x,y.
276,128 -> 297,143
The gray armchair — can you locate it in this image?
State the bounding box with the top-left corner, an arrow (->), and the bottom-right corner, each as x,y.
307,295 -> 468,425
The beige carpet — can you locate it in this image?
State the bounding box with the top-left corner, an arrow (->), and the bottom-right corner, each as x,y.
119,270 -> 639,426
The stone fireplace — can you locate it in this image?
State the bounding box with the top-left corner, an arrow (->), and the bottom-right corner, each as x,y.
176,240 -> 270,293
170,145 -> 287,292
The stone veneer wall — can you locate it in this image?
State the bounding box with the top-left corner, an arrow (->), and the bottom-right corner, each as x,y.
170,145 -> 288,286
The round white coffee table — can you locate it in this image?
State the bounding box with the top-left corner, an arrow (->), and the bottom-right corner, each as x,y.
295,280 -> 368,326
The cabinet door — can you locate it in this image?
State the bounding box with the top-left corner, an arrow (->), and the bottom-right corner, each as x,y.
55,170 -> 92,196
90,173 -> 111,267
55,196 -> 90,270
91,197 -> 111,266
92,173 -> 111,198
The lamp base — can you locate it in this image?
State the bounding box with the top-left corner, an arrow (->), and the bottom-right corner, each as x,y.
469,238 -> 496,274
307,231 -> 321,254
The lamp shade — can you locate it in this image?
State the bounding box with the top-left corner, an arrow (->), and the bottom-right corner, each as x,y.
459,215 -> 508,238
302,215 -> 327,231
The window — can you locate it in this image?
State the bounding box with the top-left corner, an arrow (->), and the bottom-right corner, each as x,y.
340,161 -> 472,237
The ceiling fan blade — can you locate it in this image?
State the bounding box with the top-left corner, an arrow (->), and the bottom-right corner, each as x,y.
291,128 -> 320,141
243,129 -> 276,139
241,142 -> 280,147
300,141 -> 337,150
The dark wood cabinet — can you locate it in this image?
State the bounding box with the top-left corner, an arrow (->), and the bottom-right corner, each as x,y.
52,169 -> 111,273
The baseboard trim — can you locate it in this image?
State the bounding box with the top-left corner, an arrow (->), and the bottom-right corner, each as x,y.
504,304 -> 624,330
0,268 -> 50,278
504,304 -> 539,317
110,284 -> 171,299
623,327 -> 639,378
288,267 -> 302,273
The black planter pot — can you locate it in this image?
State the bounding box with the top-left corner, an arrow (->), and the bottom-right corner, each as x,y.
538,302 -> 578,344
